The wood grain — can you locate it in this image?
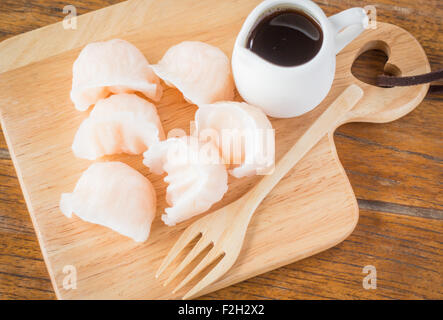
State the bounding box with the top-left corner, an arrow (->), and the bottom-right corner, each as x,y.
205,210 -> 443,300
0,0 -> 441,299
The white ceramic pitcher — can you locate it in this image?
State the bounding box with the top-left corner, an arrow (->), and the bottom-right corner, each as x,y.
232,0 -> 368,118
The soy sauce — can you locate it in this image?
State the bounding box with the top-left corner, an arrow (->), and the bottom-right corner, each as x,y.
247,9 -> 323,66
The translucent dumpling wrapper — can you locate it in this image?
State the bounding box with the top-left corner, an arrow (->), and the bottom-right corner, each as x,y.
72,93 -> 165,160
151,41 -> 235,105
71,39 -> 162,111
60,162 -> 157,243
195,101 -> 275,178
143,136 -> 228,226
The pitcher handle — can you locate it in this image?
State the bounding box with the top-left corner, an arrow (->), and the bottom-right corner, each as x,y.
329,8 -> 369,54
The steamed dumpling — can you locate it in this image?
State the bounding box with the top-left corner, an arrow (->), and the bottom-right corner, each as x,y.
72,93 -> 164,160
151,41 -> 235,105
60,162 -> 156,242
195,101 -> 275,178
71,39 -> 162,111
143,136 -> 228,226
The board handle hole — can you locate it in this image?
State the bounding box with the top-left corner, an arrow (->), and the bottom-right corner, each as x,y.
351,40 -> 401,87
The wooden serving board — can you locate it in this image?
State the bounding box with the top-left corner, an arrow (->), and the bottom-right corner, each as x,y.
0,0 -> 429,299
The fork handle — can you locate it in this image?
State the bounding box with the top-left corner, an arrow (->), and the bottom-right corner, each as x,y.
242,84 -> 364,217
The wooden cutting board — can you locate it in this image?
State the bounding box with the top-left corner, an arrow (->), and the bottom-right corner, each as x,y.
0,0 -> 429,299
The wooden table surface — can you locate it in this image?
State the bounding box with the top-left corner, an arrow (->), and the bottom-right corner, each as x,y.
0,0 -> 441,300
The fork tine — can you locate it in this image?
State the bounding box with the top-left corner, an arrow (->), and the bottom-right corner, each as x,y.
182,255 -> 229,300
163,237 -> 212,286
172,247 -> 223,294
156,229 -> 202,278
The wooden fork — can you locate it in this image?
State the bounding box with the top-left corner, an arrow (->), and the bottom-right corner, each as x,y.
156,84 -> 364,299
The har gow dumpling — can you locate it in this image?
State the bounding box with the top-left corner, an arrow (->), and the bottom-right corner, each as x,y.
143,136 -> 228,226
195,101 -> 275,178
71,39 -> 162,111
151,41 -> 235,105
60,162 -> 156,243
72,93 -> 164,160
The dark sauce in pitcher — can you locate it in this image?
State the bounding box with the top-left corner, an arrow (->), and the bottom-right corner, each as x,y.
247,9 -> 323,66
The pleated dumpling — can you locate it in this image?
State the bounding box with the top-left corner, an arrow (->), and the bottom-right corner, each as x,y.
143,136 -> 228,226
60,162 -> 157,243
195,101 -> 275,178
71,39 -> 162,111
72,93 -> 164,160
151,41 -> 235,105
